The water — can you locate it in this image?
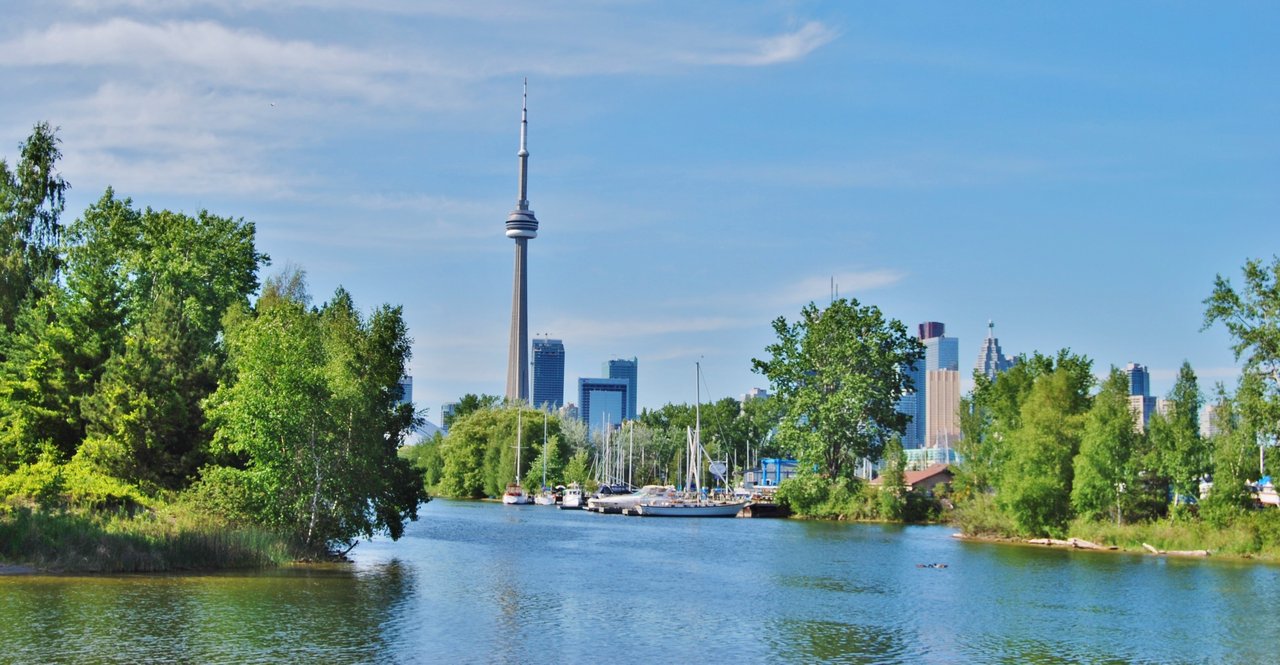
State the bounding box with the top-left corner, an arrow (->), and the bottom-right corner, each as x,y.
3,499 -> 1278,663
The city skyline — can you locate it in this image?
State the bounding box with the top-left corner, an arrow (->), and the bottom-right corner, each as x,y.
1,3 -> 1274,418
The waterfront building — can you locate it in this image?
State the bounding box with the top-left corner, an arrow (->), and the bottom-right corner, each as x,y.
504,82 -> 539,404
898,321 -> 959,448
578,378 -> 629,434
742,458 -> 798,488
925,369 -> 962,448
532,338 -> 565,410
605,357 -> 638,421
974,320 -> 1015,381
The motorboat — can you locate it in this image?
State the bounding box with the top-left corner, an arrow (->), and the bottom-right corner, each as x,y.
586,485 -> 676,513
559,483 -> 585,510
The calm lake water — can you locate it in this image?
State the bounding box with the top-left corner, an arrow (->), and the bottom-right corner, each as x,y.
3,499 -> 1278,663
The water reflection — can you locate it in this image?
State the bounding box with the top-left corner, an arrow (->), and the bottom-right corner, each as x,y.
4,500 -> 1279,663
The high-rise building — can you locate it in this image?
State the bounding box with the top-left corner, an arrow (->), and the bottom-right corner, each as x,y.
925,369 -> 962,448
605,358 -> 638,420
440,402 -> 458,432
898,322 -> 960,448
504,81 -> 539,404
579,378 -> 629,434
974,320 -> 1014,381
559,402 -> 579,422
396,376 -> 413,407
1201,403 -> 1221,439
1126,362 -> 1150,398
532,338 -> 565,410
741,387 -> 770,403
1129,395 -> 1158,433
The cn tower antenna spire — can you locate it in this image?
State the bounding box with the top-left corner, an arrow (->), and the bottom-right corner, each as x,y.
505,79 -> 538,404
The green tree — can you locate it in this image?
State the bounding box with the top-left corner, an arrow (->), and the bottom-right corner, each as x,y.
878,437 -> 907,520
0,122 -> 69,332
1201,380 -> 1263,521
1071,369 -> 1140,523
445,393 -> 500,429
1204,256 -> 1280,439
204,273 -> 426,553
998,363 -> 1093,536
0,290 -> 79,468
1146,361 -> 1207,504
752,298 -> 924,478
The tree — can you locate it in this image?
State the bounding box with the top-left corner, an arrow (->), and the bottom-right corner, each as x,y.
998,364 -> 1093,536
204,273 -> 427,553
1204,256 -> 1280,439
752,298 -> 924,478
1201,379 -> 1263,520
879,437 -> 907,520
1146,361 -> 1208,504
1071,369 -> 1141,523
445,393 -> 500,429
0,122 -> 69,333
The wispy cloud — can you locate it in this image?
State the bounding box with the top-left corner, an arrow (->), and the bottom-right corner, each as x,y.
686,21 -> 839,67
768,270 -> 907,307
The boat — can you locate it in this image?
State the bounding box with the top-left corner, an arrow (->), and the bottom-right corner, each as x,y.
534,411 -> 557,505
559,482 -> 585,510
502,409 -> 531,505
632,497 -> 745,517
587,484 -> 677,513
631,362 -> 746,518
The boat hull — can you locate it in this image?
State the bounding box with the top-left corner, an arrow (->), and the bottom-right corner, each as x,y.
632,501 -> 747,517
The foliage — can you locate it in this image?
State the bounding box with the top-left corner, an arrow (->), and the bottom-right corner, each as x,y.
1204,255 -> 1280,440
1145,362 -> 1208,501
997,365 -> 1092,536
0,122 -> 69,333
753,298 -> 923,478
445,393 -> 500,429
400,431 -> 445,491
204,273 -> 427,554
878,437 -> 907,521
562,449 -> 593,489
1071,369 -> 1141,522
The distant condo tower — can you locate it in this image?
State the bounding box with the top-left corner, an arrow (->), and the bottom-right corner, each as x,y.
505,80 -> 539,403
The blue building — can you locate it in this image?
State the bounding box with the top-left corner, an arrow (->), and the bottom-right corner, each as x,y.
579,377 -> 630,434
605,357 -> 638,420
532,338 -> 565,410
974,320 -> 1015,381
1126,362 -> 1150,397
897,322 -> 959,448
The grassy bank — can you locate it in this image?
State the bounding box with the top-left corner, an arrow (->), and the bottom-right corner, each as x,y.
951,494 -> 1280,562
0,504 -> 296,573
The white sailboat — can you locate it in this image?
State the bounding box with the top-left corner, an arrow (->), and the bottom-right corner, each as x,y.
633,362 -> 747,518
535,411 -> 557,505
502,408 -> 531,505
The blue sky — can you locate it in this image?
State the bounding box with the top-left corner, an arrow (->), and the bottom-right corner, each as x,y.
2,1 -> 1276,421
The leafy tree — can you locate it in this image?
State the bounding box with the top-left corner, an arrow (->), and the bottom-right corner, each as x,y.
753,298 -> 924,478
204,273 -> 426,553
1071,369 -> 1140,523
0,290 -> 79,467
1145,361 -> 1208,504
1201,379 -> 1263,521
998,364 -> 1093,536
956,350 -> 1093,494
878,437 -> 907,520
562,449 -> 593,489
0,122 -> 69,332
1204,256 -> 1280,438
445,393 -> 500,429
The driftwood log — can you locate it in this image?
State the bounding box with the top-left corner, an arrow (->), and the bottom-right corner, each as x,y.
1143,542 -> 1211,557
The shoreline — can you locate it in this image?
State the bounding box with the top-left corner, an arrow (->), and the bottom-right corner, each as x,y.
950,531 -> 1280,565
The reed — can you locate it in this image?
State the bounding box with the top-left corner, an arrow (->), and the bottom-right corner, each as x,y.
0,504 -> 296,573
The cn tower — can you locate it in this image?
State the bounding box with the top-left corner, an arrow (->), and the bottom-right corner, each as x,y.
504,80 -> 538,403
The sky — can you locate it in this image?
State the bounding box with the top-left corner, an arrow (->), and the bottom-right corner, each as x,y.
2,1 -> 1277,423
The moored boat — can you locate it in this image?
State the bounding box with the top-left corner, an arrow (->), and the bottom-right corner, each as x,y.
560,482 -> 585,509
632,497 -> 747,517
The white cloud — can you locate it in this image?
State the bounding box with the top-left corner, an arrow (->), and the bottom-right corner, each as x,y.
769,270 -> 906,307
687,21 -> 839,67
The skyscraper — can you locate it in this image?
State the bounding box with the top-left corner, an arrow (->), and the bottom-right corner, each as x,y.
1126,363 -> 1150,397
532,338 -> 565,410
504,81 -> 539,404
925,369 -> 962,448
974,320 -> 1014,381
605,357 -> 638,420
579,378 -> 629,434
898,322 -> 959,448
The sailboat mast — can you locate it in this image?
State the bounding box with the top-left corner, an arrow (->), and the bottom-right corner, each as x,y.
516,408 -> 523,484
542,410 -> 548,489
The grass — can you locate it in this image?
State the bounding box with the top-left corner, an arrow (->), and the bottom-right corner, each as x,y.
0,503 -> 296,573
